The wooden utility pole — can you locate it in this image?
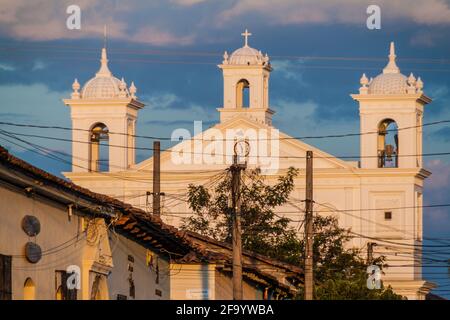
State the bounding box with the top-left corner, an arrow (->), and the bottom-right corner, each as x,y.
304,150 -> 314,300
367,242 -> 376,264
231,155 -> 246,300
153,140 -> 161,215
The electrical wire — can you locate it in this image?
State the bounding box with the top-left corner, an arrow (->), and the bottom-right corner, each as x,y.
1,118 -> 449,141
3,127 -> 450,160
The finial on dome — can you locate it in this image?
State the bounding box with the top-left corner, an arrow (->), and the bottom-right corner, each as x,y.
129,81 -> 137,99
416,77 -> 424,93
119,77 -> 126,90
223,51 -> 229,64
118,77 -> 127,97
383,41 -> 400,74
71,78 -> 80,99
359,73 -> 369,94
407,72 -> 417,94
360,73 -> 369,87
96,47 -> 112,77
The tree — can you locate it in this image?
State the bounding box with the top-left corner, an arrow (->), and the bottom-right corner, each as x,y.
296,214 -> 403,300
182,167 -> 302,260
182,167 -> 404,300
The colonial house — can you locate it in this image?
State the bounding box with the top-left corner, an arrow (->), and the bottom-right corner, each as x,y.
62,31 -> 435,299
0,145 -> 301,300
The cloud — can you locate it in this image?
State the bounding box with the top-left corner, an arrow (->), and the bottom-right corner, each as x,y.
0,0 -> 194,46
0,62 -> 15,71
271,59 -> 306,85
218,0 -> 450,26
423,159 -> 450,230
0,83 -> 71,153
139,91 -> 217,130
271,98 -> 361,157
410,30 -> 445,47
31,60 -> 47,71
427,159 -> 450,189
170,0 -> 209,6
430,127 -> 450,142
2,0 -> 450,45
130,26 -> 195,46
427,84 -> 449,101
144,92 -> 181,109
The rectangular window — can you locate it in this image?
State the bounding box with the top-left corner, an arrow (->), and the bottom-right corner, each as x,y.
0,254 -> 12,300
384,211 -> 392,220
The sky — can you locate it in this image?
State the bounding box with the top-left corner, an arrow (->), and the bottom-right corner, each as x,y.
0,0 -> 450,298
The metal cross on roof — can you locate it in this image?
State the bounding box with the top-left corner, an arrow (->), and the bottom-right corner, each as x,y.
241,29 -> 252,47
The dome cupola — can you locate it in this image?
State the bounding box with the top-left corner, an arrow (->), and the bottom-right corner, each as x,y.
223,29 -> 270,67
359,42 -> 424,95
73,47 -> 137,100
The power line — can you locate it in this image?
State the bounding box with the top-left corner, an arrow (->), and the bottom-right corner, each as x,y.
3,131 -> 450,218
0,132 -> 227,185
311,201 -> 450,246
2,128 -> 450,160
313,202 -> 450,213
349,231 -> 450,248
3,131 -> 450,217
2,43 -> 450,65
1,118 -> 449,141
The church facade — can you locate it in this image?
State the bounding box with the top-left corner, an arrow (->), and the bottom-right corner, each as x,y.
63,31 -> 434,299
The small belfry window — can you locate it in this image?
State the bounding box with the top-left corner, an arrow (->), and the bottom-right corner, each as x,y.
378,119 -> 399,168
89,123 -> 109,172
236,79 -> 250,108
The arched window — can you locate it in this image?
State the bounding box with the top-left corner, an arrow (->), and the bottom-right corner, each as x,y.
90,123 -> 109,172
378,119 -> 399,168
236,79 -> 250,108
23,277 -> 35,300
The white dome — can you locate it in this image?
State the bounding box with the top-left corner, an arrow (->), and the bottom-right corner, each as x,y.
223,29 -> 270,66
229,45 -> 264,65
82,76 -> 124,99
369,73 -> 408,94
77,48 -> 133,100
359,42 -> 424,96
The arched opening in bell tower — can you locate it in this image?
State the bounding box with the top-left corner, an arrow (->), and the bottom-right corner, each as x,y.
378,119 -> 399,168
89,123 -> 109,172
236,79 -> 250,108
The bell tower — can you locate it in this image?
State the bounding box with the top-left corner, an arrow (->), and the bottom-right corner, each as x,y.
63,46 -> 144,173
218,29 -> 274,125
351,42 -> 431,169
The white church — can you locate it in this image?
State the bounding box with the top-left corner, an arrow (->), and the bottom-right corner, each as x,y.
63,30 -> 434,299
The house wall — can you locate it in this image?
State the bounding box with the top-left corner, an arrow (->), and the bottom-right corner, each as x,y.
168,264 -> 264,300
0,182 -> 93,299
214,270 -> 264,300
107,232 -> 170,300
169,264 -> 216,300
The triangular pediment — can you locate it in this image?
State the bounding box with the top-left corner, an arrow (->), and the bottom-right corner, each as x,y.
133,114 -> 355,173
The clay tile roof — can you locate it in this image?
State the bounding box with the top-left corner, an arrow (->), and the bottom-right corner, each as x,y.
0,145 -> 302,295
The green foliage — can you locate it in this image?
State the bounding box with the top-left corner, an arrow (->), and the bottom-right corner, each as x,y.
182,167 -> 302,258
182,167 -> 404,300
